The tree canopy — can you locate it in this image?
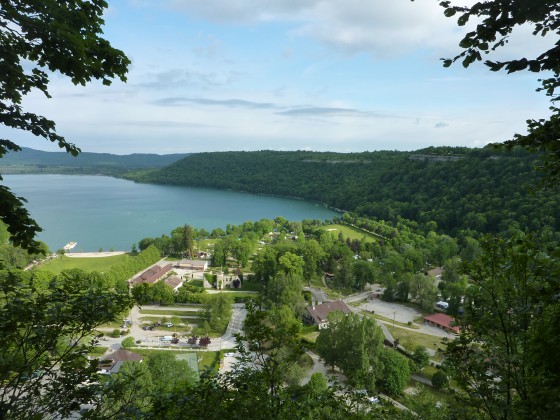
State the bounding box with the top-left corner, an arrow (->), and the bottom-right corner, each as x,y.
438,0 -> 560,184
0,1 -> 129,252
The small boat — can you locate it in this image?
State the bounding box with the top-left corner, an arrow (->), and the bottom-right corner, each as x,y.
64,242 -> 77,251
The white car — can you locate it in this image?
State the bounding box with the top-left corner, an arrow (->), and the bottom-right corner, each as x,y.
165,322 -> 174,328
368,396 -> 380,404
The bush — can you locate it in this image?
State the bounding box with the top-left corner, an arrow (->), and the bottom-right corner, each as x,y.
432,371 -> 449,390
121,336 -> 135,349
301,336 -> 316,350
111,329 -> 121,338
234,296 -> 255,304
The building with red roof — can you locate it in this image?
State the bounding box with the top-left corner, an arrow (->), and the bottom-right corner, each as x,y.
424,313 -> 460,334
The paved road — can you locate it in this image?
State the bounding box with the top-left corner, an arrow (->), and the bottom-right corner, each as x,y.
207,306 -> 247,351
304,287 -> 329,304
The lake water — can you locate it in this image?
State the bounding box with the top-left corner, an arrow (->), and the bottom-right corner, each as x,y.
3,174 -> 337,252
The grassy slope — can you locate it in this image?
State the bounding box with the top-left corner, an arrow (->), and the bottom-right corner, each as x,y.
323,224 -> 378,242
34,254 -> 129,274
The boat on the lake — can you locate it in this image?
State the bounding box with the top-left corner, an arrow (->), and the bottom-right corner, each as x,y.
64,242 -> 77,251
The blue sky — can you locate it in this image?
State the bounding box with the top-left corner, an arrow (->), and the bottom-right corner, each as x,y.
5,0 -> 555,154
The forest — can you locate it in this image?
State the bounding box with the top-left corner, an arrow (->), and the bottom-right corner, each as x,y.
2,0 -> 560,418
0,147 -> 188,175
127,146 -> 560,236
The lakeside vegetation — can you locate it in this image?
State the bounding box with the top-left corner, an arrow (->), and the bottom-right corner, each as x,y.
125,147 -> 560,237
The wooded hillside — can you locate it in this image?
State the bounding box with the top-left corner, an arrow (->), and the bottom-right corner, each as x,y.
0,147 -> 188,174
127,147 -> 559,236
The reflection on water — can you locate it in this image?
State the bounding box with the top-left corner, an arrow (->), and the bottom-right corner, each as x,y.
4,174 -> 336,252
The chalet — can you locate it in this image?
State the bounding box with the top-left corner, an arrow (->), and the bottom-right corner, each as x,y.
176,259 -> 208,271
164,275 -> 184,292
305,300 -> 352,329
424,313 -> 460,334
98,349 -> 143,374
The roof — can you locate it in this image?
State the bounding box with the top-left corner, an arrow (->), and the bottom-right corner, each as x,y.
131,264 -> 172,285
424,313 -> 459,333
100,348 -> 143,363
427,267 -> 444,278
164,275 -> 183,289
306,300 -> 351,325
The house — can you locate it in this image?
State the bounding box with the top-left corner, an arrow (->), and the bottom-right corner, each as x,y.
176,259 -> 208,271
305,300 -> 352,329
164,275 -> 184,292
424,313 -> 460,334
427,267 -> 444,280
98,348 -> 143,374
194,251 -> 210,259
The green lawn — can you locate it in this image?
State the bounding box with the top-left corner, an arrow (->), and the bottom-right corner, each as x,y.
88,346 -> 109,357
308,274 -> 325,289
214,291 -> 258,297
198,351 -> 220,372
237,279 -> 261,292
34,254 -> 129,274
189,279 -> 204,288
362,311 -> 420,329
301,325 -> 319,344
417,365 -> 439,381
140,309 -> 202,317
386,325 -> 449,357
323,224 -> 378,243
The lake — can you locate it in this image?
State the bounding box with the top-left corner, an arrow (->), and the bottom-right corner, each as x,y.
3,174 -> 337,252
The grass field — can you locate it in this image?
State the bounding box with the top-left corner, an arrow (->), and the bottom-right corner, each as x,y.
301,325 -> 319,343
323,224 -> 378,242
237,279 -> 261,292
386,325 -> 448,358
35,254 -> 129,274
140,309 -> 202,316
189,279 -> 204,288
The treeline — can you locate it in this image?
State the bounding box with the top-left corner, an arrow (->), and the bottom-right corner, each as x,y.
127,147 -> 560,236
0,147 -> 188,174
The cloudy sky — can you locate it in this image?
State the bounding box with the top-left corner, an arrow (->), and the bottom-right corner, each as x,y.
5,0 -> 554,154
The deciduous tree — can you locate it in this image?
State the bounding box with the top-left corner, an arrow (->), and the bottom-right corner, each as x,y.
445,234 -> 560,419
437,0 -> 560,184
0,268 -> 133,418
0,0 -> 129,251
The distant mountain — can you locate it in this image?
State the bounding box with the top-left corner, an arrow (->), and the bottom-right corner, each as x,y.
126,147 -> 560,236
0,147 -> 189,174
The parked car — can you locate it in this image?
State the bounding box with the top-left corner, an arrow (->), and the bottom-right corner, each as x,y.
368,396 -> 380,404
165,322 -> 174,328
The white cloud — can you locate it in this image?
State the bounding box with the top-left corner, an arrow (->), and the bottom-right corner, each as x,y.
165,0 -> 555,62
166,0 -> 460,57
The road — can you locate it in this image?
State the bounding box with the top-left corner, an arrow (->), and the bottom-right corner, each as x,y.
304,286 -> 329,304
